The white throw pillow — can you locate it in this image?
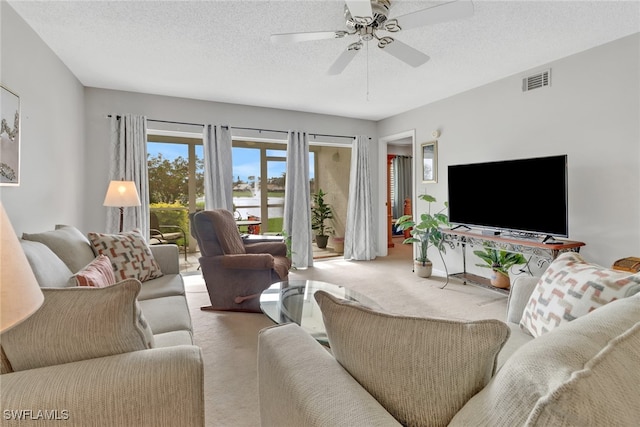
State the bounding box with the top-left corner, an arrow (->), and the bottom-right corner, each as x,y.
315,290 -> 510,427
1,279 -> 154,371
22,225 -> 96,273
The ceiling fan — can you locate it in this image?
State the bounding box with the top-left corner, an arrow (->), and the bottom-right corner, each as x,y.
270,0 -> 474,75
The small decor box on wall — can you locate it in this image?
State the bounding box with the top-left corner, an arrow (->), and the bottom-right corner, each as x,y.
421,140 -> 437,183
1,85 -> 20,186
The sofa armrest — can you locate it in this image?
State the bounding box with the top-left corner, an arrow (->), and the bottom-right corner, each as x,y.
150,244 -> 180,275
506,276 -> 540,324
258,323 -> 401,427
1,345 -> 204,426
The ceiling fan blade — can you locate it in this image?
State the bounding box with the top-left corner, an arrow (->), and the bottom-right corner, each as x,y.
395,0 -> 474,31
328,45 -> 361,75
345,0 -> 373,23
381,39 -> 430,67
270,31 -> 347,44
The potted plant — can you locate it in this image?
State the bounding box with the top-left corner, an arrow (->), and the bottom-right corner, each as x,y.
473,246 -> 527,289
311,189 -> 334,249
395,194 -> 450,278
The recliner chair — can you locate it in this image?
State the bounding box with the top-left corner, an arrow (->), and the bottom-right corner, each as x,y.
192,209 -> 291,312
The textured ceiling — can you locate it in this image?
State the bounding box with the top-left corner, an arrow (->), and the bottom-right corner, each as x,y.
9,0 -> 640,121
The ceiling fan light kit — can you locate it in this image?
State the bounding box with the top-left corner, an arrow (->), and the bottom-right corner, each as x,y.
271,0 -> 474,75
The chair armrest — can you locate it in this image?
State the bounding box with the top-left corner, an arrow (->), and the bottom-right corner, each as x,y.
150,244 -> 180,274
258,324 -> 401,427
1,345 -> 204,426
506,276 -> 540,324
221,253 -> 275,270
245,242 -> 287,257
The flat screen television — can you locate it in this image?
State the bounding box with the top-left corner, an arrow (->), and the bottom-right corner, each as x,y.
447,154 -> 568,238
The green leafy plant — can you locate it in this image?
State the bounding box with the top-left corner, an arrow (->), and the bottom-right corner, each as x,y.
395,194 -> 450,266
473,246 -> 527,277
311,189 -> 334,237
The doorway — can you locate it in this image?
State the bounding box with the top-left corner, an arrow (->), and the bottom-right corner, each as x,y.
378,130 -> 415,259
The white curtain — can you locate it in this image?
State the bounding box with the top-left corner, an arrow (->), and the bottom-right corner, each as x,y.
107,114 -> 149,237
344,135 -> 377,260
203,124 -> 233,211
392,155 -> 412,219
283,131 -> 313,269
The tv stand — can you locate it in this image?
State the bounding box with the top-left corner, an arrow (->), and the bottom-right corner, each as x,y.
441,228 -> 585,294
542,235 -> 563,244
451,224 -> 471,231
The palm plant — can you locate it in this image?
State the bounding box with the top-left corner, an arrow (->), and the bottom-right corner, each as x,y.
311,189 -> 334,248
473,246 -> 527,277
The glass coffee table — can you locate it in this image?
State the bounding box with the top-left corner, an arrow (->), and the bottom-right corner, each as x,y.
260,280 -> 379,345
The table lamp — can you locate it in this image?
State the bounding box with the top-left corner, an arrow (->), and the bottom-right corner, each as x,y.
103,180 -> 141,232
1,202 -> 44,333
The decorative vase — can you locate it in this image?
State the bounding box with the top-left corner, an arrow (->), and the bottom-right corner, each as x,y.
414,260 -> 433,278
490,270 -> 510,289
316,235 -> 329,249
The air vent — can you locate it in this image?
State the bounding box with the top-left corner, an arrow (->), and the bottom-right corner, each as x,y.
522,69 -> 551,92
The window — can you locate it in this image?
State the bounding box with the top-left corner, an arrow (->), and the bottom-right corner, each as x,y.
232,141 -> 316,234
146,135 -> 324,238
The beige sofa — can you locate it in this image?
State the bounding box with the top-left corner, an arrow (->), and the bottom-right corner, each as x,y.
0,226 -> 203,426
258,274 -> 640,426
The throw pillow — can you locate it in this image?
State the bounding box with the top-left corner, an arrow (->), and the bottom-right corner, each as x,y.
20,240 -> 74,288
22,225 -> 96,273
520,252 -> 640,337
314,291 -> 510,427
1,279 -> 155,372
88,229 -> 163,282
449,293 -> 640,427
71,254 -> 117,288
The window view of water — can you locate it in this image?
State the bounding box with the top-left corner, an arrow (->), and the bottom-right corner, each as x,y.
148,139 -> 315,235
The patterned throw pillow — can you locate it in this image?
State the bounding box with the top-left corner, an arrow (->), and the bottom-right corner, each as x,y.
72,255 -> 117,288
315,291 -> 510,427
88,230 -> 163,283
520,252 -> 640,337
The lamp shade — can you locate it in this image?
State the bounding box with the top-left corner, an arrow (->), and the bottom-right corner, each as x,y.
0,202 -> 44,333
103,180 -> 141,207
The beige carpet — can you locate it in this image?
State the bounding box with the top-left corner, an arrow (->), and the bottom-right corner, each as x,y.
184,241 -> 509,426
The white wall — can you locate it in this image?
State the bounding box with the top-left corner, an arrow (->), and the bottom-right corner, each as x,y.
83,88 -> 377,232
377,33 -> 640,273
0,3 -> 85,235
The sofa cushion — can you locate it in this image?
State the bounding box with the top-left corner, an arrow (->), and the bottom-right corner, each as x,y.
22,225 -> 96,273
71,254 -> 117,288
520,252 -> 640,337
137,273 -> 186,301
138,296 -> 193,335
153,330 -> 194,347
1,279 -> 154,371
88,229 -> 164,283
315,291 -> 510,427
449,293 -> 640,427
20,240 -> 74,288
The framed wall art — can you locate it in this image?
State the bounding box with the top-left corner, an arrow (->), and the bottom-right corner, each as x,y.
421,140 -> 437,183
1,85 -> 20,186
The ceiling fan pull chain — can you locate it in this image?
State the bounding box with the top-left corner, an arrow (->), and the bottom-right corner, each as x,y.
366,41 -> 370,102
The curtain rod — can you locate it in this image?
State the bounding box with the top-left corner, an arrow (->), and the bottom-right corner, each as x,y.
107,115 -> 205,127
107,116 -> 368,140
